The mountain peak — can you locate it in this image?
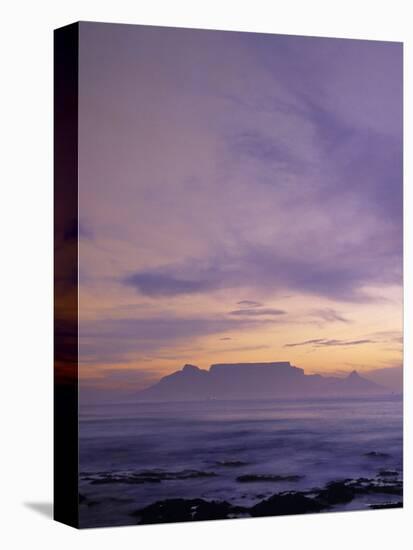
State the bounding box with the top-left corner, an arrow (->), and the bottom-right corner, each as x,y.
182,364 -> 201,372
347,370 -> 361,379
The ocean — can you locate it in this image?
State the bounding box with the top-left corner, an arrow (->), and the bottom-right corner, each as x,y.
79,395 -> 403,527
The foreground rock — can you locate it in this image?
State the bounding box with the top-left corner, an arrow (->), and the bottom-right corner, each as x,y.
369,502 -> 402,510
133,498 -> 248,524
316,481 -> 355,504
250,492 -> 327,516
347,477 -> 403,497
93,473 -> 403,524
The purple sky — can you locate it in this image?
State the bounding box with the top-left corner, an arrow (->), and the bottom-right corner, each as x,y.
77,23 -> 402,392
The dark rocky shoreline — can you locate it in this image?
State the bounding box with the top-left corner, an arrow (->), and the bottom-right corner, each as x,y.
80,466 -> 403,525
130,475 -> 403,524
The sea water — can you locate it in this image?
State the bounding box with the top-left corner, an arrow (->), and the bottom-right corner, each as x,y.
79,395 -> 402,527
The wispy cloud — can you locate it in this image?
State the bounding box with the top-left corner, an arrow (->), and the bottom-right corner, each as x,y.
124,271 -> 214,297
284,338 -> 375,348
229,308 -> 286,317
223,344 -> 271,352
309,308 -> 351,324
237,300 -> 263,308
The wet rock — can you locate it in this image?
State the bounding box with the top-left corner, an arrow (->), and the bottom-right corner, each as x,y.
133,498 -> 248,524
129,473 -> 405,525
365,484 -> 403,496
237,474 -> 303,483
250,492 -> 327,517
317,481 -> 355,504
369,502 -> 403,510
347,477 -> 403,497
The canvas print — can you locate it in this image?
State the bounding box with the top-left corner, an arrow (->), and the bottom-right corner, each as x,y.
54,22 -> 403,528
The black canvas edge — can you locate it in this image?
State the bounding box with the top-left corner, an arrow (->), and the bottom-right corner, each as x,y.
53,22 -> 79,529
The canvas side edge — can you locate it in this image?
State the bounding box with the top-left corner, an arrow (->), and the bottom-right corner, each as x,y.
53,22 -> 80,529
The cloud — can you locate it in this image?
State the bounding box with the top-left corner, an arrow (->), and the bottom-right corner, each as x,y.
124,272 -> 214,297
309,308 -> 351,324
81,27 -> 402,310
123,238 -> 400,302
229,308 -> 286,317
237,300 -> 263,308
223,344 -> 270,352
284,338 -> 375,348
369,330 -> 403,344
77,27 -> 402,379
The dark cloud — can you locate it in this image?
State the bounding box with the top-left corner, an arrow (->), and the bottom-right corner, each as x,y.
229,308 -> 286,317
284,338 -> 375,348
124,236 -> 401,302
124,272 -> 214,297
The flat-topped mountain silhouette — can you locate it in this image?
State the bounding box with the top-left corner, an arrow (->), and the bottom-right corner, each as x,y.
137,361 -> 386,402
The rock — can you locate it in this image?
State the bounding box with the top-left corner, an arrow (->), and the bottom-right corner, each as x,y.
347,478 -> 403,497
365,483 -> 403,496
133,499 -> 248,524
317,481 -> 355,504
369,502 -> 403,510
250,492 -> 327,517
236,474 -> 303,483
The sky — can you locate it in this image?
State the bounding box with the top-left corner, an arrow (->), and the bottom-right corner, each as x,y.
77,23 -> 403,394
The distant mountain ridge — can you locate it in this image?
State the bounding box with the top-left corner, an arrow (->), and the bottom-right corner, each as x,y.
137,361 -> 387,402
